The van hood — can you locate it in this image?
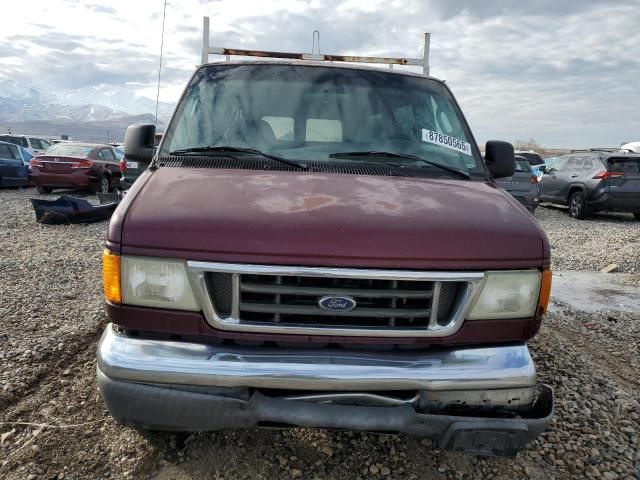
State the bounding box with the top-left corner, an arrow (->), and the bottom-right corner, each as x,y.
112,168 -> 549,270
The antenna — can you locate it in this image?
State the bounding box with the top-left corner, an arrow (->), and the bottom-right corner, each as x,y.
155,0 -> 168,127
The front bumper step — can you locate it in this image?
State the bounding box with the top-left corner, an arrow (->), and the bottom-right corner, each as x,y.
98,369 -> 552,457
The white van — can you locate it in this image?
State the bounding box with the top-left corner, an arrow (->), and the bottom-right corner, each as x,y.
0,134 -> 52,155
621,141 -> 640,153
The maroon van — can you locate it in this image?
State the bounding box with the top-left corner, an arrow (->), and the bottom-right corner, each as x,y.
97,55 -> 554,457
30,143 -> 121,194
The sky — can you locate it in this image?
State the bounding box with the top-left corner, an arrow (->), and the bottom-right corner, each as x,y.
1,0 -> 639,147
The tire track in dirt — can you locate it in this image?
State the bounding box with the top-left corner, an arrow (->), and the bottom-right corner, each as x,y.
0,322 -> 106,412
551,324 -> 640,392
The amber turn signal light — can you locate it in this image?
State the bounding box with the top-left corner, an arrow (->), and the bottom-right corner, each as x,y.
537,269 -> 552,316
102,249 -> 121,304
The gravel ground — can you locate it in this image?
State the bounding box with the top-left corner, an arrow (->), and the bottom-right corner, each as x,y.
1,187 -> 639,480
536,205 -> 640,275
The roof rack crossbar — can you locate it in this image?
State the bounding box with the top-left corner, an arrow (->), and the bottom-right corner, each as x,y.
201,17 -> 431,75
571,147 -> 637,154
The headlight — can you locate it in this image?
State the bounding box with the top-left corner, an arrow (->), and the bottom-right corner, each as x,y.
468,270 -> 541,320
121,256 -> 199,311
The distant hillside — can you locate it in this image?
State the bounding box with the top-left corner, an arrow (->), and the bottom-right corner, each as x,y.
4,115 -> 159,144
0,80 -> 170,142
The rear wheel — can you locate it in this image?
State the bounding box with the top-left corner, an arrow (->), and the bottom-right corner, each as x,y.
36,185 -> 52,194
568,191 -> 588,219
634,213 -> 640,220
92,175 -> 111,194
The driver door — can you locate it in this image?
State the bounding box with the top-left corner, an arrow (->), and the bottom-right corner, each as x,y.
539,156 -> 571,202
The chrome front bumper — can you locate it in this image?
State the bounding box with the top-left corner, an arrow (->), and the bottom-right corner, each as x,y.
97,325 -> 553,456
98,324 -> 536,401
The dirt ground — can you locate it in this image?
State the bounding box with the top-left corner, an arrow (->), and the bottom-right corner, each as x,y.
1,188 -> 639,480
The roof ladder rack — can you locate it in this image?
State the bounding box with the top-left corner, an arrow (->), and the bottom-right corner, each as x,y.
201,16 -> 431,76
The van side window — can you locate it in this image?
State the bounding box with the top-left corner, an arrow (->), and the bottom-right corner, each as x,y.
0,135 -> 28,148
29,138 -> 44,150
306,119 -> 343,142
262,116 -> 294,141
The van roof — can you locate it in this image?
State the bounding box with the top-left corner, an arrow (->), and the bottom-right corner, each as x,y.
200,60 -> 444,83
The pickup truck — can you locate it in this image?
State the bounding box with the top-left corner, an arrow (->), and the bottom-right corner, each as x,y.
97,41 -> 553,457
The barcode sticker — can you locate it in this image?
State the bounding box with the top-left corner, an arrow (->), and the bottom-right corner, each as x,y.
421,129 -> 472,156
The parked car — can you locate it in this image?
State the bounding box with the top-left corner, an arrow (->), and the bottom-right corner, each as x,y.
533,157 -> 558,181
515,150 -> 544,165
114,147 -> 124,161
621,141 -> 640,153
0,134 -> 52,155
97,39 -> 554,458
496,156 -> 539,213
15,144 -> 35,186
0,140 -> 30,187
539,151 -> 640,219
18,145 -> 34,166
515,150 -> 546,177
119,135 -> 160,190
30,143 -> 121,194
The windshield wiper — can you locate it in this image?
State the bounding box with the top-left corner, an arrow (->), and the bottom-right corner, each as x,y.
329,151 -> 471,179
169,146 -> 307,170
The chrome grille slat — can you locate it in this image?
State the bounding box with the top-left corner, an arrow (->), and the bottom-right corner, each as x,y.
230,273 -> 240,319
240,282 -> 433,298
186,262 -> 486,338
429,281 -> 442,328
239,303 -> 432,318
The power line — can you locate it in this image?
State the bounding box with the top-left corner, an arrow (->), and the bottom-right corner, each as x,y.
155,0 -> 168,126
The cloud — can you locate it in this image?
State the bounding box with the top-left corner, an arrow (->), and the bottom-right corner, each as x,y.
84,4 -> 116,14
0,0 -> 639,146
424,0 -> 619,20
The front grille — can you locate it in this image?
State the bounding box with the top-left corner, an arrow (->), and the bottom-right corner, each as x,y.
204,271 -> 465,331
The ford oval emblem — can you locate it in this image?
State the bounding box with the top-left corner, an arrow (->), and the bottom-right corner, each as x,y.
318,295 -> 357,312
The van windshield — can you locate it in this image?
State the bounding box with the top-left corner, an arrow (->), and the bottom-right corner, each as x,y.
161,64 -> 486,178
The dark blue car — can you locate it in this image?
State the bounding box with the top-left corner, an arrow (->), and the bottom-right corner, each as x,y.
0,141 -> 31,187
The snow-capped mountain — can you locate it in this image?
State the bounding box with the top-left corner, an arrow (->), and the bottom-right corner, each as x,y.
0,80 -> 170,142
0,79 -> 173,124
0,80 -> 51,105
54,87 -> 175,119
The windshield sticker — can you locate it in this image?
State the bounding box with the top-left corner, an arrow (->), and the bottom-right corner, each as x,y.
421,129 -> 472,156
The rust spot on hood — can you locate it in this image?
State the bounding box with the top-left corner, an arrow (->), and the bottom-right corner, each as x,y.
303,196 -> 335,210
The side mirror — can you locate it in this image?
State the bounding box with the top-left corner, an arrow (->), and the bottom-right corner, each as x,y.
538,165 -> 547,174
485,140 -> 515,179
123,124 -> 155,164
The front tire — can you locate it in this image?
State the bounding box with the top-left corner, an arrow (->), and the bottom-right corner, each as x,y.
37,185 -> 52,194
568,191 -> 588,219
